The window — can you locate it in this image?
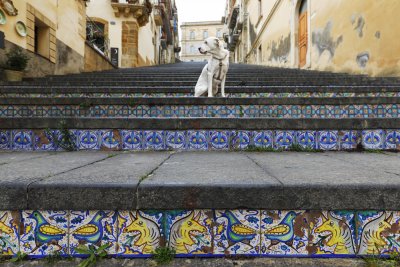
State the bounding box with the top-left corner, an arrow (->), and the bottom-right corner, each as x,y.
190,45 -> 196,54
203,30 -> 208,39
217,29 -> 222,38
34,18 -> 50,59
190,31 -> 195,40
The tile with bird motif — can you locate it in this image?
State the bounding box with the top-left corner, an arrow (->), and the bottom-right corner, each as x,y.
20,211 -> 68,257
308,211 -> 357,256
213,210 -> 261,255
166,210 -> 213,256
69,211 -> 117,256
0,211 -> 19,256
356,211 -> 400,256
115,211 -> 163,257
261,210 -> 308,256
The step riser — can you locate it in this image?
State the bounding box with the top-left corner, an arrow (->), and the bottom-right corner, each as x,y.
0,209 -> 398,258
1,104 -> 398,118
1,129 -> 397,151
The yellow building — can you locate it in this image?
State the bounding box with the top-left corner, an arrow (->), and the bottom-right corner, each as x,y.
226,0 -> 400,77
0,0 -> 104,77
86,0 -> 180,68
180,21 -> 225,62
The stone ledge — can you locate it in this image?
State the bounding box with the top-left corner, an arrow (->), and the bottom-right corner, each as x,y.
1,118 -> 400,130
1,151 -> 400,210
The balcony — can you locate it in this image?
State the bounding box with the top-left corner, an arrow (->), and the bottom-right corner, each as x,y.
227,6 -> 239,30
111,0 -> 153,27
154,5 -> 163,26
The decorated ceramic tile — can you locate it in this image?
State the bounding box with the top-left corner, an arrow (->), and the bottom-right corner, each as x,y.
12,130 -> 33,150
143,131 -> 165,150
297,131 -> 317,149
20,211 -> 68,257
69,211 -> 117,255
275,131 -> 295,150
209,131 -> 230,150
362,130 -> 385,150
165,210 -> 213,255
356,211 -> 400,255
318,131 -> 339,150
339,131 -> 360,150
77,130 -> 101,150
116,211 -> 163,256
34,130 -> 58,151
385,130 -> 400,150
230,131 -> 252,149
166,131 -> 187,150
214,210 -> 260,255
0,130 -> 11,150
261,210 -> 308,255
187,131 -> 208,150
100,130 -> 121,150
309,211 -> 357,256
253,131 -> 273,148
0,211 -> 19,256
121,131 -> 142,150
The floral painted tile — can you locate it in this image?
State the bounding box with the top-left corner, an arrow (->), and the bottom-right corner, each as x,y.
143,131 -> 165,150
77,130 -> 101,150
187,131 -> 208,150
12,130 -> 33,150
339,131 -> 360,150
275,131 -> 295,150
100,130 -> 121,150
318,131 -> 339,150
308,211 -> 357,256
261,210 -> 308,256
166,210 -> 213,256
356,211 -> 400,256
214,210 -> 260,255
0,131 -> 11,150
116,211 -> 163,257
362,130 -> 385,150
253,131 -> 273,148
209,131 -> 230,150
0,211 -> 19,256
165,131 -> 187,150
69,211 -> 117,256
20,211 -> 68,257
297,131 -> 317,149
230,131 -> 252,150
385,130 -> 400,150
34,130 -> 57,151
121,131 -> 143,150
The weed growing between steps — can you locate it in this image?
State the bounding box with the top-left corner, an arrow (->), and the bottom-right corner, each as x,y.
45,251 -> 73,264
153,247 -> 176,265
74,243 -> 110,267
363,251 -> 400,267
9,251 -> 27,262
243,144 -> 324,153
45,120 -> 78,152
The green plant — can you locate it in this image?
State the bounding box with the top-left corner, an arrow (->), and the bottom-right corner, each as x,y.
45,121 -> 78,152
362,250 -> 400,267
287,144 -> 323,153
244,145 -> 279,152
45,251 -> 72,264
75,244 -> 110,267
10,251 -> 28,262
152,247 -> 176,265
5,47 -> 30,71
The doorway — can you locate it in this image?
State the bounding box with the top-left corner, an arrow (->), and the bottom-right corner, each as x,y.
298,0 -> 308,68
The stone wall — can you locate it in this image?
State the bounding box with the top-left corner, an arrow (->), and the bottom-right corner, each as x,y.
121,21 -> 139,68
84,42 -> 116,72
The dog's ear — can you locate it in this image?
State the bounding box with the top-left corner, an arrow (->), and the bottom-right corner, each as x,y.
215,38 -> 220,47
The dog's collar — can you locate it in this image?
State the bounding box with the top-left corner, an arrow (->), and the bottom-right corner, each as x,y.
212,53 -> 228,62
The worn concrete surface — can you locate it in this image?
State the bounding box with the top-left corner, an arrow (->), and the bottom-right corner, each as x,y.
0,151 -> 399,210
0,258 -> 374,267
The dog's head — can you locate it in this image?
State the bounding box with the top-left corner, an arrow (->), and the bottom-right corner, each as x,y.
199,37 -> 221,55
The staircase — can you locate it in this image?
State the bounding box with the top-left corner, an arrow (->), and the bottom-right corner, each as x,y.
1,62 -> 399,151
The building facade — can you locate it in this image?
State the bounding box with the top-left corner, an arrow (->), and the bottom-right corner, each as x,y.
86,0 -> 179,68
0,0 -> 92,77
180,21 -> 225,62
225,0 -> 400,77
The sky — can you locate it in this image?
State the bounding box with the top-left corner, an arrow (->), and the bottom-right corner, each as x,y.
175,0 -> 226,42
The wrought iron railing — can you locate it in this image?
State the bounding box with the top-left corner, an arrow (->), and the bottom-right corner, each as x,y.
86,16 -> 110,59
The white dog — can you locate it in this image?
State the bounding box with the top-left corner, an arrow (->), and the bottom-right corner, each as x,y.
195,37 -> 230,97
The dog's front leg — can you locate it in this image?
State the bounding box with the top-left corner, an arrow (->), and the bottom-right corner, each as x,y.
221,76 -> 226,97
207,70 -> 214,97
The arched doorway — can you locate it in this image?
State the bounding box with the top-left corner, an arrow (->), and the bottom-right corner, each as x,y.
298,0 -> 308,68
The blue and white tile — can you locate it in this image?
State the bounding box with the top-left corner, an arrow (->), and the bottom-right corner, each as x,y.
214,210 -> 260,255
253,131 -> 274,148
121,131 -> 143,150
143,131 -> 165,150
275,131 -> 295,150
34,130 -> 58,151
362,130 -> 385,150
318,131 -> 339,150
385,130 -> 400,150
100,130 -> 121,150
69,211 -> 117,256
187,131 -> 208,150
339,131 -> 360,150
230,131 -> 252,149
20,211 -> 68,257
209,131 -> 230,150
77,130 -> 101,150
261,210 -> 308,256
116,211 -> 163,256
12,130 -> 33,150
296,131 -> 317,149
0,131 -> 11,150
166,131 -> 187,150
